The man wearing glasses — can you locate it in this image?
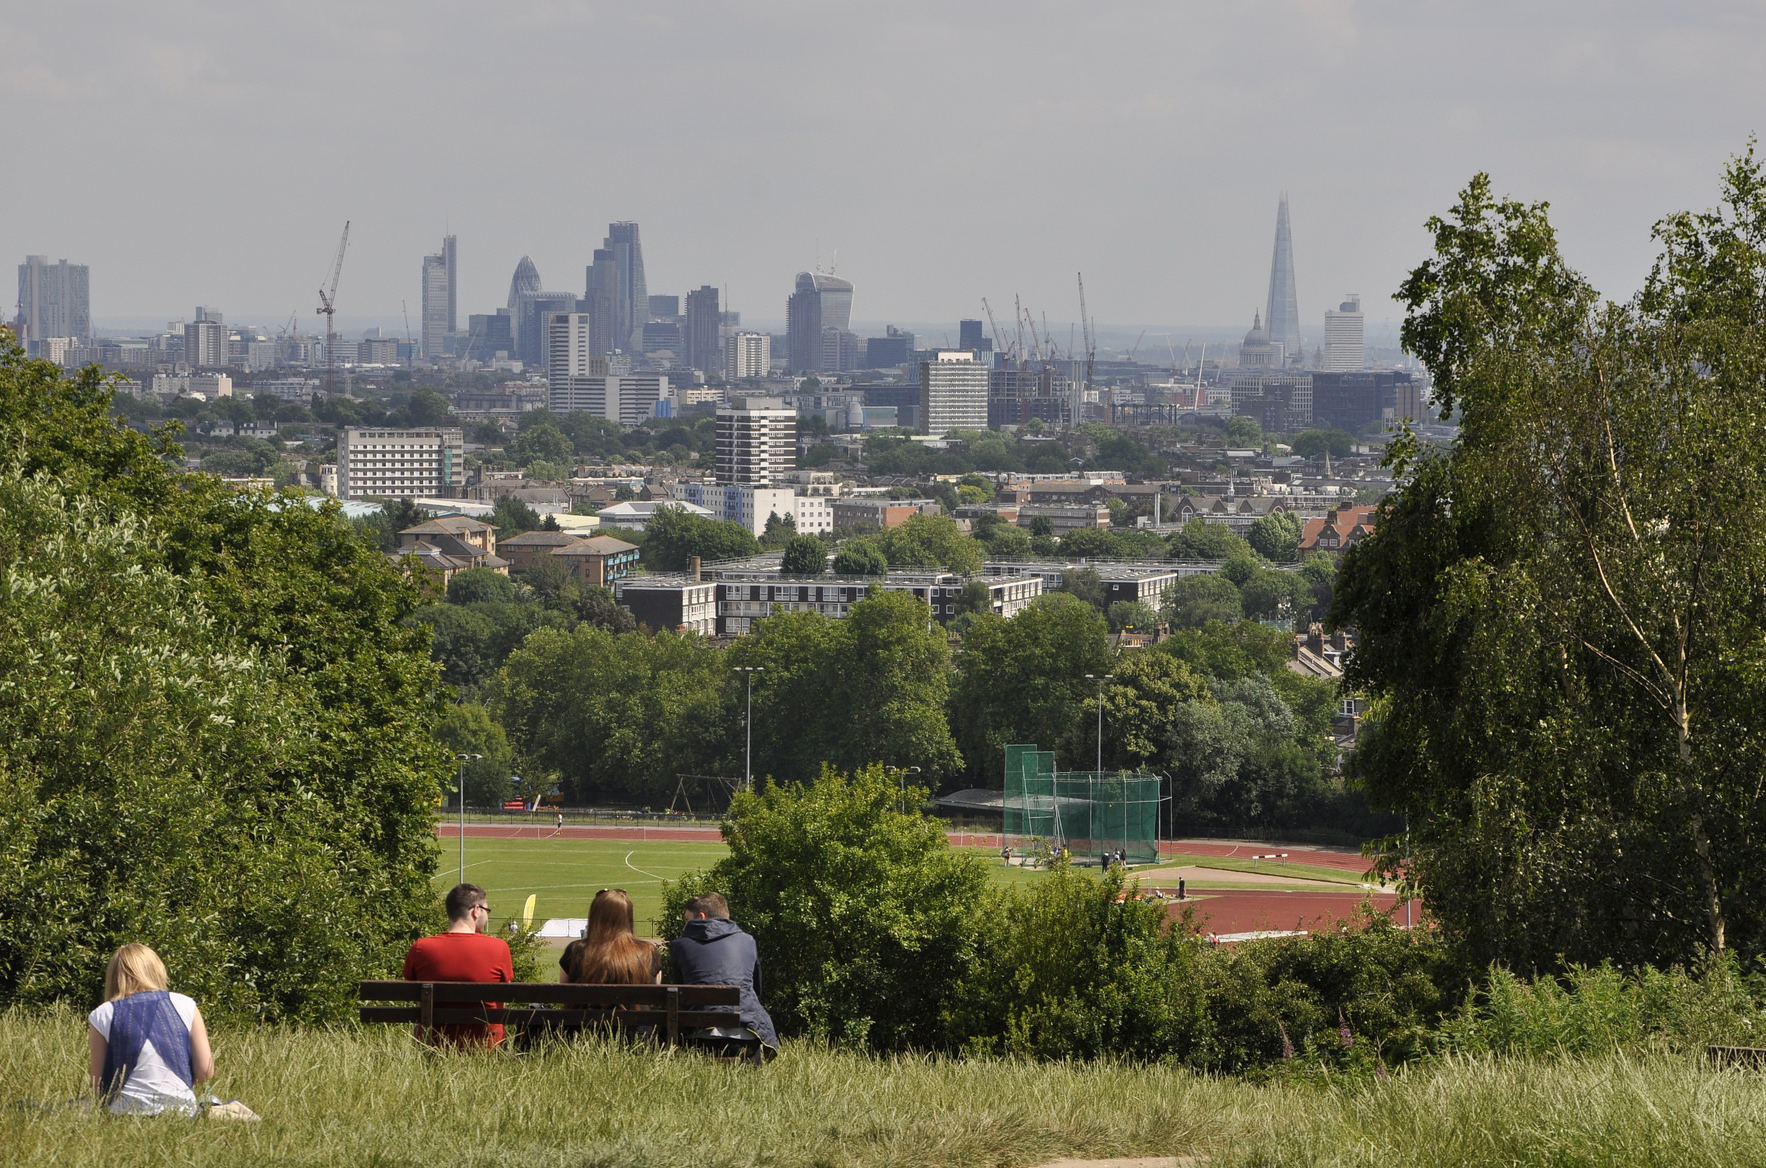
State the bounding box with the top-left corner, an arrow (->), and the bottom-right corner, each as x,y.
402,883 -> 515,1047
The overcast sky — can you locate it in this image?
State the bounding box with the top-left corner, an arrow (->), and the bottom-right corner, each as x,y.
3,2 -> 1762,340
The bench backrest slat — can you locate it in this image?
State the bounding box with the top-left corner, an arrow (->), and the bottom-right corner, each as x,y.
358,980 -> 738,1008
361,1005 -> 743,1028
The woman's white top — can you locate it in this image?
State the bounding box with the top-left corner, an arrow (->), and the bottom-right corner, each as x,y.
88,993 -> 199,1115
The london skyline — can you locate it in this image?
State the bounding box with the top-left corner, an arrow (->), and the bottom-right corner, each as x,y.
3,3 -> 1761,328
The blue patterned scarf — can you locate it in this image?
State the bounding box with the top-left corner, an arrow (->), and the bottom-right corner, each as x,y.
101,991 -> 192,1098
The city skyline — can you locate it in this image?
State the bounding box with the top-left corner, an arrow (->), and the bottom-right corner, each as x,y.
3,5 -> 1760,330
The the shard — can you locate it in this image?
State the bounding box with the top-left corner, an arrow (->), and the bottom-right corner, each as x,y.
1263,194 -> 1301,366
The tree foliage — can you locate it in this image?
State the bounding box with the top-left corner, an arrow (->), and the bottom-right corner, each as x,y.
641,504 -> 761,571
0,336 -> 446,1022
1336,149 -> 1766,968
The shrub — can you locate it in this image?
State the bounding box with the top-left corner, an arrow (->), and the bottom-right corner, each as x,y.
663,763 -> 990,1050
833,539 -> 888,576
446,566 -> 517,605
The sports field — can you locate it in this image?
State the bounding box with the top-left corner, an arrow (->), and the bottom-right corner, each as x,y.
435,826 -> 1417,940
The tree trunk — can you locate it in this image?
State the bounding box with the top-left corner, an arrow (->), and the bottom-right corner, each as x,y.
1678,701 -> 1725,955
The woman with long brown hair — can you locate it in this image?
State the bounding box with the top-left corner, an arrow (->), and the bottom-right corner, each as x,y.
559,889 -> 662,984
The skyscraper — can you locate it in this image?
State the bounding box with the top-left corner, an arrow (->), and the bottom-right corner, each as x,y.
508,256 -> 541,309
421,249 -> 449,358
185,309 -> 227,369
785,271 -> 854,374
919,350 -> 990,435
605,222 -> 648,353
683,285 -> 720,374
16,255 -> 90,343
443,235 -> 457,335
1323,295 -> 1364,371
1263,195 -> 1301,366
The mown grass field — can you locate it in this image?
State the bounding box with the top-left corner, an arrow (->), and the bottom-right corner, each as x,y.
438,836 -> 1359,937
4,1010 -> 1764,1167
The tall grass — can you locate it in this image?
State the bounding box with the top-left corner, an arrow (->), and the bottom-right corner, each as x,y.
3,1010 -> 1766,1167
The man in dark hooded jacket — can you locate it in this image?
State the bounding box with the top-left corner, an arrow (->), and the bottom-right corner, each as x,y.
669,892 -> 778,1048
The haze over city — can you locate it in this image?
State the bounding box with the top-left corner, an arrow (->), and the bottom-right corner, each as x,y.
5,2 -> 1762,335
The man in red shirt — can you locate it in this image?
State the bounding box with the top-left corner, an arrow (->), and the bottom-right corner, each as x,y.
402,883 -> 515,1047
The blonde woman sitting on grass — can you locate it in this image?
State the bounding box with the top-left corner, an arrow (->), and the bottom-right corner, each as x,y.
87,944 -> 214,1116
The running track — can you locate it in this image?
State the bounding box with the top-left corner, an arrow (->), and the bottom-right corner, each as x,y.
437,824 -> 1408,935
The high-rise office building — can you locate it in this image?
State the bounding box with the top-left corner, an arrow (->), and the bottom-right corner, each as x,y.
716,397 -> 796,485
1322,295 -> 1364,371
864,326 -> 916,369
820,327 -> 859,373
514,288 -> 577,369
16,255 -> 90,343
1263,194 -> 1301,366
919,350 -> 989,434
466,310 -> 514,361
605,222 -> 648,353
443,235 -> 456,334
508,256 -> 541,309
724,331 -> 771,381
421,243 -> 450,358
683,285 -> 720,374
785,271 -> 854,373
648,295 -> 680,318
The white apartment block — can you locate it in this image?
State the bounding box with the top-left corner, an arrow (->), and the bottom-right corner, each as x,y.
1323,295 -> 1365,372
151,373 -> 233,399
919,350 -> 989,434
716,397 -> 796,486
724,331 -> 771,381
185,319 -> 228,369
667,482 -> 834,537
550,372 -> 671,426
336,426 -> 465,500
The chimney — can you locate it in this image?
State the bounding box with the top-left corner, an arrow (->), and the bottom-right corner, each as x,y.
689,555 -> 702,581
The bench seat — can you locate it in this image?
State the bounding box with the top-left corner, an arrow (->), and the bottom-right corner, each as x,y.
358,980 -> 744,1045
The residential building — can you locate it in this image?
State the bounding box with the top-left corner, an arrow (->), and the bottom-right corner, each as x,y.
392,516 -> 507,588
615,578 -> 718,636
548,368 -> 669,425
359,337 -> 399,364
829,497 -> 939,530
716,397 -> 795,485
1263,193 -> 1302,366
683,285 -> 720,374
919,350 -> 989,434
552,534 -> 640,587
669,481 -> 833,537
16,255 -> 89,343
785,271 -> 853,373
1014,503 -> 1112,534
1322,295 -> 1364,371
497,529 -> 587,574
1298,505 -> 1377,553
724,331 -> 770,380
151,373 -> 232,398
185,310 -> 228,369
336,426 -> 466,499
595,499 -> 716,530
675,570 -> 1044,636
988,365 -> 1069,428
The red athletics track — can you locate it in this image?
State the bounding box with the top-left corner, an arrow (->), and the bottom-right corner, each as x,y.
437,823 -> 724,842
1149,887 -> 1425,938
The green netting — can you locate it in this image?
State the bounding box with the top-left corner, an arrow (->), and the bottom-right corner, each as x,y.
1003,744 -> 1160,863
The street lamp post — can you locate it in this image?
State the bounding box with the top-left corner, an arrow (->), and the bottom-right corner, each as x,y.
735,667 -> 764,791
455,752 -> 482,886
1084,674 -> 1114,774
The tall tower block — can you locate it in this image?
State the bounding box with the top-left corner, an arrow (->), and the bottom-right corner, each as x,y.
1264,194 -> 1301,366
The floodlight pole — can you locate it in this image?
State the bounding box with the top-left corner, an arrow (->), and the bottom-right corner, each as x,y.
1085,674 -> 1113,775
736,667 -> 764,791
455,752 -> 482,886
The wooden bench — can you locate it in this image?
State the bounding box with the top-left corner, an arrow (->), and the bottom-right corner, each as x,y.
1708,1045 -> 1766,1069
359,981 -> 748,1050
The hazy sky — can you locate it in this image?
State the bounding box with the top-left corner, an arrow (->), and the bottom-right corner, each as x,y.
4,2 -> 1762,338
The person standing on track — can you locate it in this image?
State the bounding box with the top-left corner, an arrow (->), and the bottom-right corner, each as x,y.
555,810 -> 564,836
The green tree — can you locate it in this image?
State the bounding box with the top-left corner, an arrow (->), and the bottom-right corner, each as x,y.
759,510 -> 798,549
1224,416 -> 1262,446
489,494 -> 542,538
950,593 -> 1112,783
435,702 -> 517,806
1247,511 -> 1302,562
492,626 -> 728,803
979,524 -> 1032,560
1106,600 -> 1158,633
1058,565 -> 1108,612
780,534 -> 829,575
875,513 -> 984,574
662,763 -> 990,1049
1167,519 -> 1248,560
1336,153 -> 1766,967
832,538 -> 889,576
0,337 -> 446,1022
641,504 -> 761,570
1059,527 -> 1126,560
399,388 -> 452,427
1291,428 -> 1355,459
1162,573 -> 1243,627
512,421 -> 574,467
446,565 -> 517,605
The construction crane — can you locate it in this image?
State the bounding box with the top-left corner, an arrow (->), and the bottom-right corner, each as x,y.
1129,330 -> 1146,363
317,221 -> 350,397
981,297 -> 1014,363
